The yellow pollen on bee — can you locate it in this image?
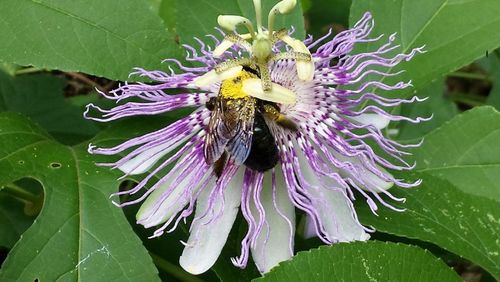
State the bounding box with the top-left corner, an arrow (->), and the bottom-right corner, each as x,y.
220,70 -> 257,99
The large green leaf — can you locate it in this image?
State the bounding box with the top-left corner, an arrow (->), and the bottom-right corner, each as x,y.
0,71 -> 99,143
175,0 -> 305,46
256,241 -> 460,282
349,0 -> 500,97
0,0 -> 180,81
357,172 -> 500,280
410,106 -> 500,201
0,113 -> 159,281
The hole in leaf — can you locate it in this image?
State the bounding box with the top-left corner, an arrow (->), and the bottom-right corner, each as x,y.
18,160 -> 25,165
50,162 -> 62,169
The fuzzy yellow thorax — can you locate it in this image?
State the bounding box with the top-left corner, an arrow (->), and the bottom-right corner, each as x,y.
220,70 -> 258,99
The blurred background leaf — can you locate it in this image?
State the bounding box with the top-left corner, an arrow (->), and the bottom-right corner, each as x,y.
0,71 -> 99,144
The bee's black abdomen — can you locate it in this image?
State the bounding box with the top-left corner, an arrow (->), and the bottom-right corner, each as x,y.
244,113 -> 279,172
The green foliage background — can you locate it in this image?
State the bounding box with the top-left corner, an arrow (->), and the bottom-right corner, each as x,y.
0,0 -> 499,281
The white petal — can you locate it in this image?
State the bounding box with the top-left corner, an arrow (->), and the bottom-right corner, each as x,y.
251,171 -> 295,273
179,169 -> 244,275
242,78 -> 296,105
213,39 -> 235,58
193,66 -> 242,88
359,165 -> 394,192
136,167 -> 207,228
333,151 -> 394,192
351,113 -> 390,130
295,143 -> 369,242
118,143 -> 170,175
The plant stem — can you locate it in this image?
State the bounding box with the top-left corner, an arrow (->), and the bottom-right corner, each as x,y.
447,72 -> 491,81
149,252 -> 204,282
0,184 -> 39,203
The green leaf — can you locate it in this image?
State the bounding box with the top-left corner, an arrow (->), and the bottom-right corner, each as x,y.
349,0 -> 500,97
357,173 -> 500,280
410,106 -> 500,201
256,241 -> 460,282
396,79 -> 458,140
0,71 -> 99,143
0,0 -> 180,81
0,113 -> 159,281
175,0 -> 305,46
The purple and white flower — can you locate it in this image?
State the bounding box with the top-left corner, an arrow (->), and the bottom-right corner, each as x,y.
85,2 -> 426,275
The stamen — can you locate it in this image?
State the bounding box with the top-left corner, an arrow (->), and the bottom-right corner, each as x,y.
242,78 -> 296,104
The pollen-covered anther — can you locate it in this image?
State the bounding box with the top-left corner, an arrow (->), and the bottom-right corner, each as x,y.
217,15 -> 254,34
193,66 -> 243,88
281,35 -> 315,81
271,0 -> 297,14
242,78 -> 296,105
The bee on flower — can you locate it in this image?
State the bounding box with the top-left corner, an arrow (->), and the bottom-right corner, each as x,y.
85,0 -> 426,275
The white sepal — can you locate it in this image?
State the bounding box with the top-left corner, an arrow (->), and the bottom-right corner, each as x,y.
251,171 -> 295,273
351,113 -> 391,130
179,169 -> 244,275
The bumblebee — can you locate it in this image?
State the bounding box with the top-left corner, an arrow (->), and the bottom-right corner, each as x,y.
204,66 -> 298,178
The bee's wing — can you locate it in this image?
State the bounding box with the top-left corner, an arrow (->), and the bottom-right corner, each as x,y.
204,100 -> 230,164
204,97 -> 256,165
225,99 -> 255,165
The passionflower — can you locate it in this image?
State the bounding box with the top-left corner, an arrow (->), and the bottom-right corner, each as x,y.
85,0 -> 426,275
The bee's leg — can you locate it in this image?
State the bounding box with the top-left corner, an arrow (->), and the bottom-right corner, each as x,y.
269,51 -> 312,63
214,57 -> 254,74
206,97 -> 217,111
213,151 -> 228,179
259,102 -> 299,132
213,34 -> 252,58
